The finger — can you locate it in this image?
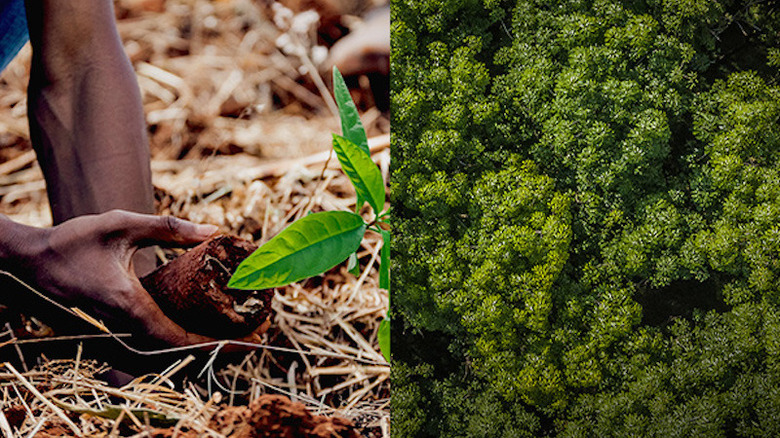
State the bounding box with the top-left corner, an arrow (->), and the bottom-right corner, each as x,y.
145,315 -> 215,348
120,212 -> 219,248
327,7 -> 389,76
131,247 -> 157,277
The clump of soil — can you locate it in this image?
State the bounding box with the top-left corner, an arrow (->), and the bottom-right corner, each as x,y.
151,395 -> 359,437
141,234 -> 273,338
4,404 -> 26,429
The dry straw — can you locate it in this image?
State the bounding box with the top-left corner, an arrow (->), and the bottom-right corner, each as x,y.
0,0 -> 390,435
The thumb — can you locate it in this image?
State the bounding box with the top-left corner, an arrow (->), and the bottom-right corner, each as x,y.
123,214 -> 219,248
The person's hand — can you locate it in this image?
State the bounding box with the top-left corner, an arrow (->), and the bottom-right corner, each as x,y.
11,209 -> 220,346
326,7 -> 389,77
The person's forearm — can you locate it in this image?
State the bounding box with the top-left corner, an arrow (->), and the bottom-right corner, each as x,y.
24,0 -> 153,224
0,214 -> 40,273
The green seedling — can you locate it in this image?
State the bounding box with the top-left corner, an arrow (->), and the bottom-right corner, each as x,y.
228,67 -> 391,362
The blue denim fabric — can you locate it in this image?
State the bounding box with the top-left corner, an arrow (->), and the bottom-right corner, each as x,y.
0,0 -> 27,73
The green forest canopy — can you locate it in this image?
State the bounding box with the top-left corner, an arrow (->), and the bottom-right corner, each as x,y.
392,0 -> 780,436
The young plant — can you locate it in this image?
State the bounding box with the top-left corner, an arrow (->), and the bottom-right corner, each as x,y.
228,67 -> 390,362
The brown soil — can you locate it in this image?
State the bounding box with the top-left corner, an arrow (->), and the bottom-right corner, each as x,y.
151,395 -> 360,438
35,425 -> 73,438
4,404 -> 26,429
141,234 -> 274,338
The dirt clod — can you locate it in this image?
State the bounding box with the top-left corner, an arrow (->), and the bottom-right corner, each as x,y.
151,395 -> 359,438
141,234 -> 273,338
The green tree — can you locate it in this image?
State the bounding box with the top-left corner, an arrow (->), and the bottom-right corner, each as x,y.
393,0 -> 780,435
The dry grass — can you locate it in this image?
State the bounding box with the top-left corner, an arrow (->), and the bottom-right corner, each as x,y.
0,0 -> 389,436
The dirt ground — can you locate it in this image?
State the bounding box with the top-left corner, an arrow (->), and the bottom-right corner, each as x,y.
0,0 -> 389,436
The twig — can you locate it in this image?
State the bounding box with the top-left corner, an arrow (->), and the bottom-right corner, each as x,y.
73,342 -> 83,390
228,352 -> 255,406
109,409 -> 126,438
3,362 -> 81,435
0,271 -> 108,334
24,416 -> 46,438
132,355 -> 195,411
0,406 -> 14,438
10,334 -> 132,344
5,322 -> 26,372
344,374 -> 387,411
123,406 -> 144,429
251,378 -> 332,412
0,150 -> 35,176
0,270 -> 385,365
344,239 -> 382,307
11,383 -> 34,426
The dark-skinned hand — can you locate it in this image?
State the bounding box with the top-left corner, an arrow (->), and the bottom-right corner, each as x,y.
7,209 -> 221,346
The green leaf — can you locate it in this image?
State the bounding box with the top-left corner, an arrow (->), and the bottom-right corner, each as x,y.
333,66 -> 370,213
228,211 -> 366,289
54,400 -> 179,427
378,316 -> 390,362
333,134 -> 386,215
347,252 -> 360,276
380,229 -> 390,291
333,66 -> 370,156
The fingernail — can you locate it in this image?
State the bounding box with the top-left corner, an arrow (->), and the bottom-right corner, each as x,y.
195,224 -> 219,238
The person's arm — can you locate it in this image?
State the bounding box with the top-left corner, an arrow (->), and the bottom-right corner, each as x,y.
0,215 -> 37,269
6,1 -> 223,345
24,1 -> 154,247
0,210 -> 219,346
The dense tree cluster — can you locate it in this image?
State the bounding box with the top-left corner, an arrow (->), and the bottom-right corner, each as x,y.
392,0 -> 780,435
